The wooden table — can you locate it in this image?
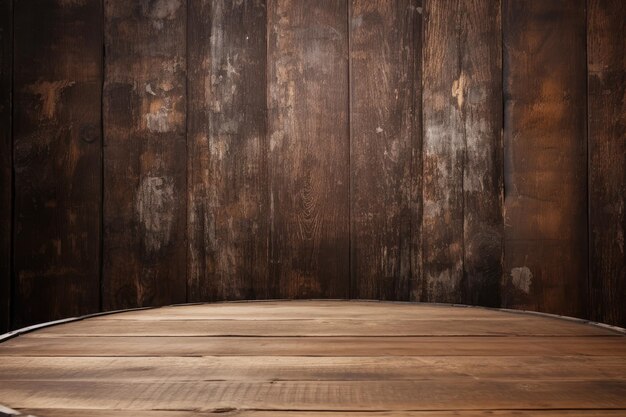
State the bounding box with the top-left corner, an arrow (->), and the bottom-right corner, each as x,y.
0,300 -> 625,416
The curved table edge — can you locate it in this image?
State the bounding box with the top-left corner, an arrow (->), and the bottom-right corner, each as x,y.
1,299 -> 624,344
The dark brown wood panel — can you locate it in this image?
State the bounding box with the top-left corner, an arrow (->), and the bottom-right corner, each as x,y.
103,1 -> 187,310
12,0 -> 102,328
503,0 -> 588,318
460,0 -> 502,307
187,0 -> 269,302
421,0 -> 464,303
588,0 -> 626,328
349,0 -> 421,300
421,0 -> 502,305
0,0 -> 11,333
267,0 -> 350,298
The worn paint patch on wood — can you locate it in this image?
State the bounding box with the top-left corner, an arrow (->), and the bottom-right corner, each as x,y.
349,0 -> 421,300
503,0 -> 588,318
12,0 -> 102,327
187,0 -> 269,302
103,0 -> 187,310
421,0 -> 502,306
0,0 -> 11,332
421,0 -> 465,303
588,0 -> 626,328
267,0 -> 350,298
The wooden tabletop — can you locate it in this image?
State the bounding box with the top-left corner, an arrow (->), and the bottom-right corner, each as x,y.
0,300 -> 625,416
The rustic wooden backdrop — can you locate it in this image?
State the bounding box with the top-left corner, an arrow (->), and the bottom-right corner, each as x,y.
0,0 -> 624,330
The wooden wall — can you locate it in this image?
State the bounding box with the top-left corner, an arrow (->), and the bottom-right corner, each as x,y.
0,0 -> 624,330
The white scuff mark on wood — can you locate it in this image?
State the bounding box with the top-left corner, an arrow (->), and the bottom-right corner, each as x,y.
145,96 -> 183,133
270,130 -> 284,152
376,126 -> 384,134
136,176 -> 175,253
145,83 -> 157,96
510,267 -> 533,294
146,107 -> 171,132
384,140 -> 400,163
351,15 -> 363,29
452,71 -> 468,110
26,80 -> 76,119
225,56 -> 240,78
210,136 -> 229,161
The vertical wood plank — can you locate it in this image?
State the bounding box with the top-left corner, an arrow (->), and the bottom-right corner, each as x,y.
460,0 -> 503,307
12,0 -> 102,327
349,0 -> 421,300
421,0 -> 464,303
588,0 -> 626,327
267,0 -> 350,298
0,0 -> 11,332
421,0 -> 502,305
503,0 -> 588,318
103,1 -> 187,310
187,0 -> 268,301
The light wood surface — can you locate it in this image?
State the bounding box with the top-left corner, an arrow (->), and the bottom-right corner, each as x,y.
0,301 -> 624,416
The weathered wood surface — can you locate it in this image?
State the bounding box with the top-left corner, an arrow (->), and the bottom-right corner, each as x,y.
588,0 -> 626,328
13,411 -> 626,417
349,0 -> 421,300
458,0 -> 502,307
4,356 -> 626,381
187,0 -> 269,301
0,302 -> 625,415
2,0 -> 626,331
4,335 -> 625,357
29,318 -> 615,337
12,0 -> 102,328
420,0 -> 502,306
421,0 -> 464,304
3,380 -> 626,411
103,0 -> 187,310
0,0 -> 11,333
503,0 -> 588,317
74,301 -> 539,320
267,0 -> 350,298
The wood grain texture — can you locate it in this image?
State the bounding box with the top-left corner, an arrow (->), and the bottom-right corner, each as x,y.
0,0 -> 11,333
187,0 -> 269,302
588,0 -> 626,328
0,302 -> 625,415
267,0 -> 350,298
3,380 -> 626,411
349,0 -> 421,301
503,0 -> 588,318
30,317 -> 616,337
12,0 -> 102,328
421,0 -> 502,306
4,356 -> 626,381
103,0 -> 187,310
4,335 -> 625,357
459,0 -> 502,307
14,411 -> 626,417
421,0 -> 464,303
